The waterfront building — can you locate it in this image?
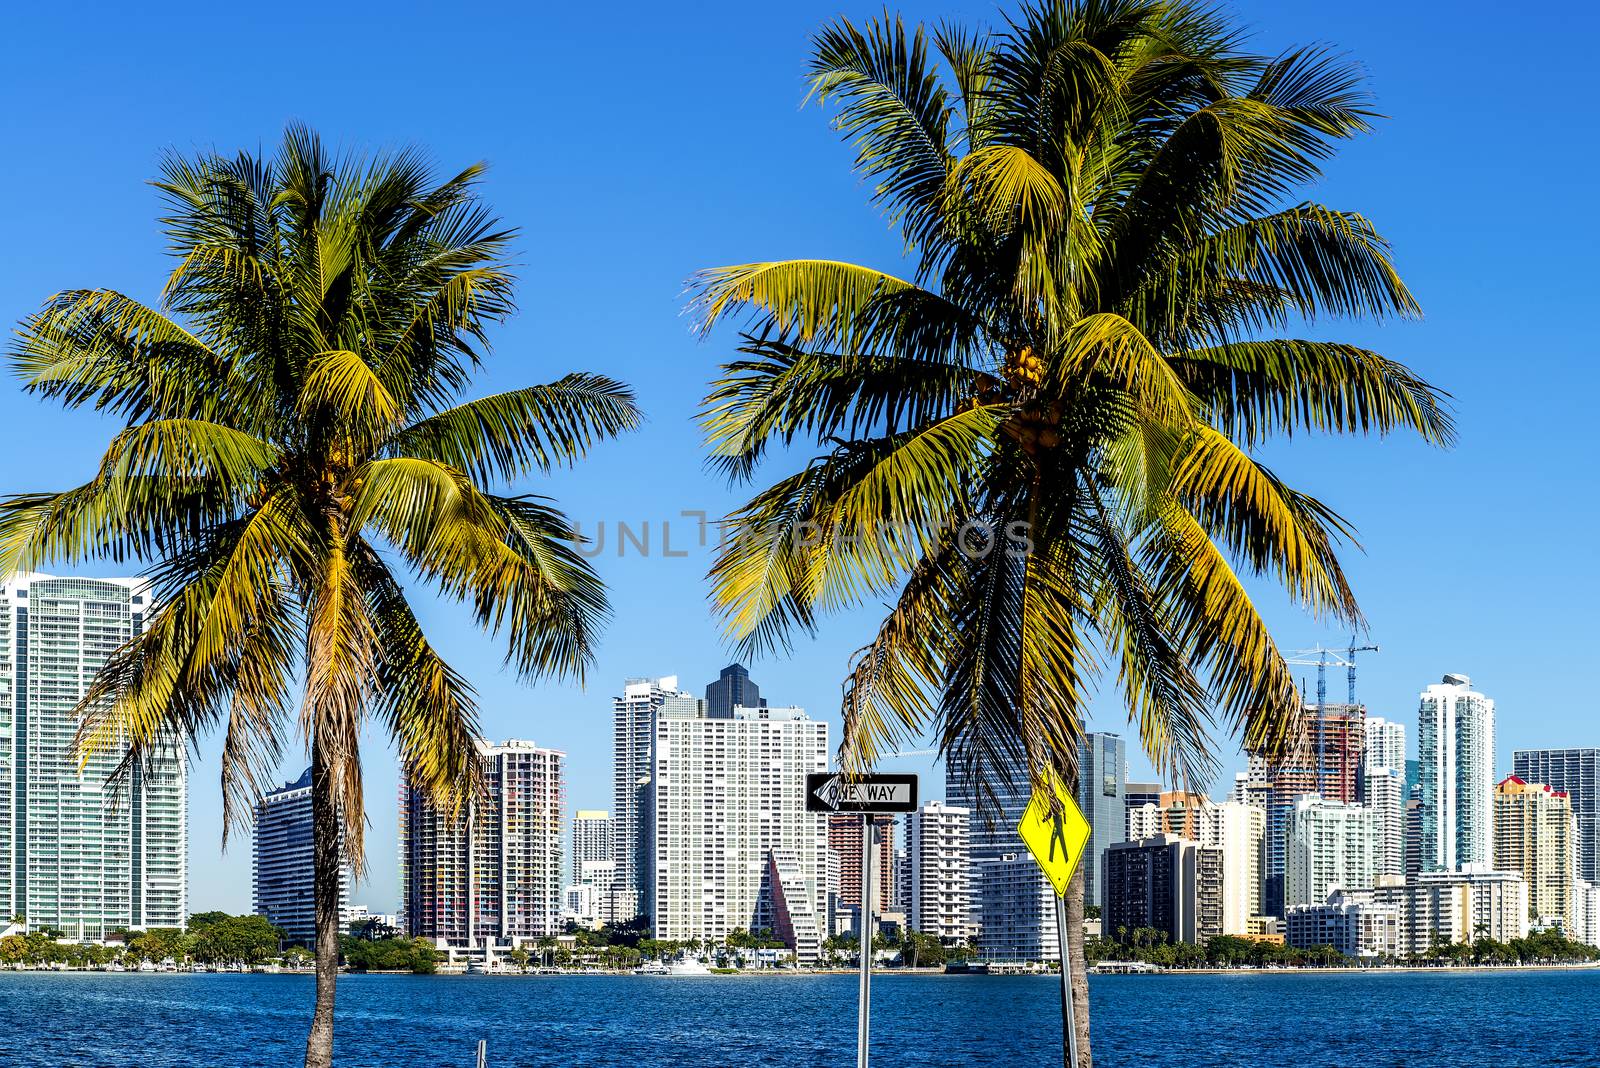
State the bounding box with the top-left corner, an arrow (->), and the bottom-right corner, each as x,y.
1493,776 -> 1577,932
252,767 -> 351,946
892,845 -> 910,915
1104,834 -> 1224,944
1076,733 -> 1126,911
828,813 -> 895,916
1373,868 -> 1529,953
907,801 -> 973,943
0,574 -> 186,939
612,676 -> 700,922
572,809 -> 612,883
975,852 -> 1058,961
1249,703 -> 1365,916
1417,674 -> 1495,871
704,662 -> 762,720
401,739 -> 565,952
568,810 -> 626,925
1512,749 -> 1600,884
1284,889 -> 1401,957
1284,795 -> 1378,910
1125,794 -> 1263,935
1575,880 -> 1600,947
650,702 -> 828,961
946,738 -> 1039,941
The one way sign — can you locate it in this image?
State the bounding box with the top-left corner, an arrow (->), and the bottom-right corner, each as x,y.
805,772 -> 919,814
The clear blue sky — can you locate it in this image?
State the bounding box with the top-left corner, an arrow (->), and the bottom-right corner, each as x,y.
2,0 -> 1595,913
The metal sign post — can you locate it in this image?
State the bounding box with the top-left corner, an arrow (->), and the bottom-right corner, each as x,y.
1053,890 -> 1079,1068
857,815 -> 875,1068
803,772 -> 916,1068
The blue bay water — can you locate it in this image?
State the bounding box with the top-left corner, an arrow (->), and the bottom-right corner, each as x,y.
0,969 -> 1587,1066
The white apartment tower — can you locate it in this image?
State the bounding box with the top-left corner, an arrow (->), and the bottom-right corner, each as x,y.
1417,674 -> 1495,871
252,767 -> 351,946
650,703 -> 828,960
1284,794 -> 1379,909
612,676 -> 700,922
401,739 -> 565,950
908,801 -> 973,943
0,574 -> 186,939
1362,717 -> 1406,775
1363,765 -> 1406,878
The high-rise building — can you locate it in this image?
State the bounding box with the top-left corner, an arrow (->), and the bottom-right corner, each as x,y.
1249,703 -> 1366,915
1076,733 -> 1126,911
1362,717 -> 1406,776
1104,834 -> 1224,944
650,703 -> 828,961
1512,749 -> 1600,884
1494,776 -> 1577,932
0,574 -> 186,939
907,801 -> 973,943
252,768 -> 351,946
1404,798 -> 1424,877
1363,766 -> 1406,877
1284,795 -> 1379,910
946,738 -> 1052,944
828,813 -> 895,915
1124,782 -> 1161,839
975,852 -> 1059,961
612,676 -> 700,922
568,809 -> 624,926
572,809 -> 612,884
401,739 -> 564,952
704,663 -> 762,720
1417,674 -> 1494,871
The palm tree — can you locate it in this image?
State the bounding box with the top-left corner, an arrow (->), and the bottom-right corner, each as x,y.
2,127 -> 639,1068
688,2 -> 1449,1063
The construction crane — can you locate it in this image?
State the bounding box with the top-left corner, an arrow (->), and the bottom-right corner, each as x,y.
1285,638 -> 1379,799
1286,638 -> 1379,709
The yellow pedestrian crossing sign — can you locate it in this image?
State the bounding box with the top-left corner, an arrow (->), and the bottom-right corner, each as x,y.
1018,770 -> 1091,898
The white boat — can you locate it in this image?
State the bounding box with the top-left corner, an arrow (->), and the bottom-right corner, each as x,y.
634,960 -> 670,976
665,958 -> 712,976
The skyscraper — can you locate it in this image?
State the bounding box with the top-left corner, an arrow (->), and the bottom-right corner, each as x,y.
1358,715 -> 1405,880
1123,781 -> 1162,839
1417,674 -> 1495,871
252,768 -> 351,947
401,739 -> 564,952
1494,775 -> 1577,932
571,809 -> 612,885
828,813 -> 895,915
1362,717 -> 1405,775
1250,703 -> 1366,915
650,703 -> 828,960
0,574 -> 186,939
612,676 -> 699,922
947,739 -> 1053,947
1076,733 -> 1126,911
1284,794 -> 1379,909
907,801 -> 973,943
704,663 -> 762,720
1363,765 -> 1406,877
1104,834 -> 1224,944
1512,749 -> 1600,884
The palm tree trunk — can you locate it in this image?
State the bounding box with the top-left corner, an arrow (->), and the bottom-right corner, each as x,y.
304,740 -> 340,1068
1066,856 -> 1092,1066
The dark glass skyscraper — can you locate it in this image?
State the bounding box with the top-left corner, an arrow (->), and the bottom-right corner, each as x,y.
705,663 -> 763,720
1077,733 -> 1126,911
1513,749 -> 1600,884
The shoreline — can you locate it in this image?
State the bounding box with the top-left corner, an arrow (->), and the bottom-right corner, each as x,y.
6,962 -> 1598,978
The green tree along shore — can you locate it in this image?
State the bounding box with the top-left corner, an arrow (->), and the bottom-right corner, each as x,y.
1088,929 -> 1600,969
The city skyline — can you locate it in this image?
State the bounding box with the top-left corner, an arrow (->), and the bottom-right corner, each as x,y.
1,0 -> 1596,920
